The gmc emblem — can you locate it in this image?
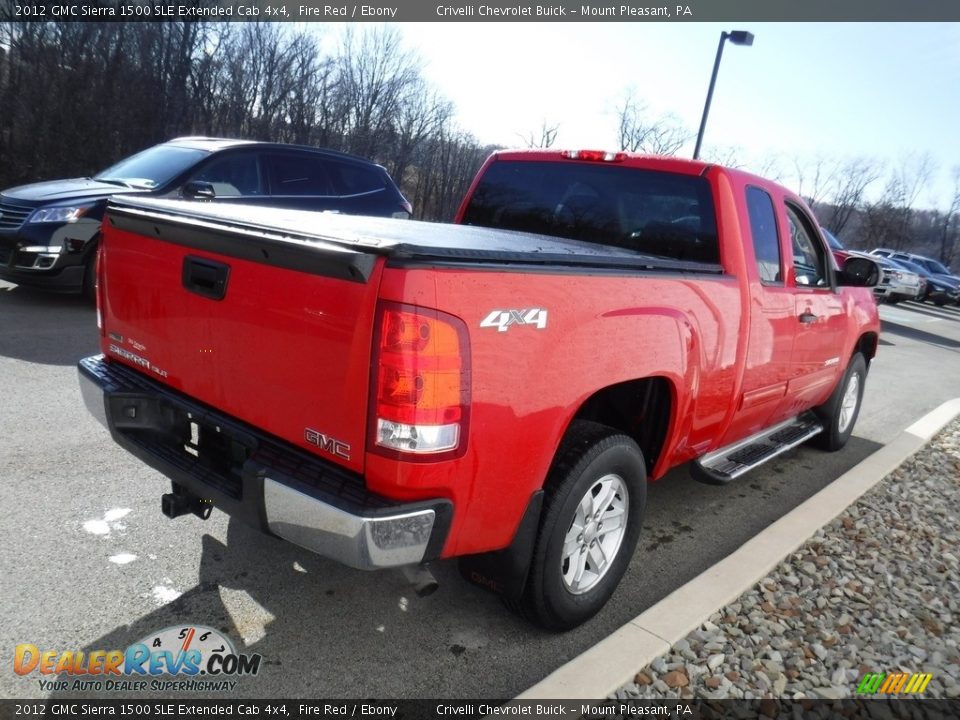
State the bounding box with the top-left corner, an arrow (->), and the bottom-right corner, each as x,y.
304,428 -> 351,461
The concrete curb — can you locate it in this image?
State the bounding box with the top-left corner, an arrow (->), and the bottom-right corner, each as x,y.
518,397 -> 960,700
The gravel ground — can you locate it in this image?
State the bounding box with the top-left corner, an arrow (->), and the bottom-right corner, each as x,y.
612,419 -> 960,701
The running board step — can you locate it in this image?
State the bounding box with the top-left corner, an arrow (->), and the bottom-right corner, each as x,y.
691,412 -> 824,485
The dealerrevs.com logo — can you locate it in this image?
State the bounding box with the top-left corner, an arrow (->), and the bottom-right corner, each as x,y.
856,672 -> 933,695
14,625 -> 262,693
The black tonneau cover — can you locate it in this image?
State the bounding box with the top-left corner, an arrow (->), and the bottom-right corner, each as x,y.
107,196 -> 723,275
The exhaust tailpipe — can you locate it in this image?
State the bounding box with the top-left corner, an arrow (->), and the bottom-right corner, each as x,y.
402,564 -> 439,597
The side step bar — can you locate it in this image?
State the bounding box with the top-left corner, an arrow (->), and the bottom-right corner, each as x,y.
691,412 -> 823,485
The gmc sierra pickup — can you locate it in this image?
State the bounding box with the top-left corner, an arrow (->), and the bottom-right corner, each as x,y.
78,150 -> 880,630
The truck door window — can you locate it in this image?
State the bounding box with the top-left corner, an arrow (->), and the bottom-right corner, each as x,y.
190,153 -> 263,197
267,154 -> 334,196
745,186 -> 781,283
785,204 -> 828,287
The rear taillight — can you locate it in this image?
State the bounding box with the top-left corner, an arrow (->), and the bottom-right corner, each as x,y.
370,302 -> 470,459
95,245 -> 104,335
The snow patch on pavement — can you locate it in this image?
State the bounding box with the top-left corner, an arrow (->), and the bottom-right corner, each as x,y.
83,508 -> 133,537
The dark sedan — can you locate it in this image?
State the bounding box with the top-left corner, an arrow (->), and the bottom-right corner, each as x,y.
0,137 -> 412,297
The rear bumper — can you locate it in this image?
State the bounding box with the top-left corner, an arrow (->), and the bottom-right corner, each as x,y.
929,287 -> 960,304
78,355 -> 452,569
874,283 -> 920,301
0,263 -> 86,292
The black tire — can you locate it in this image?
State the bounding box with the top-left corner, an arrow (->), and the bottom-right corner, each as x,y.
812,353 -> 867,451
508,421 -> 646,631
81,240 -> 100,304
81,259 -> 96,303
934,296 -> 948,307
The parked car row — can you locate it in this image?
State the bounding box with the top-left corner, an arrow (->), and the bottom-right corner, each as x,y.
825,229 -> 960,306
0,137 -> 412,298
869,249 -> 960,306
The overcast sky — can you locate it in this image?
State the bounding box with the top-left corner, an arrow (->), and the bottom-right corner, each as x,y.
376,22 -> 960,210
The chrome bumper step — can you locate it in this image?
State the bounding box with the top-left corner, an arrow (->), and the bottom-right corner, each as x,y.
691,412 -> 823,485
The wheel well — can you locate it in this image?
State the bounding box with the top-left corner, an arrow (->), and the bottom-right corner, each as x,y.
855,332 -> 878,363
571,377 -> 672,474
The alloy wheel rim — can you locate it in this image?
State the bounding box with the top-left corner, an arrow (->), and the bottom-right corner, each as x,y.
561,473 -> 629,595
838,372 -> 860,434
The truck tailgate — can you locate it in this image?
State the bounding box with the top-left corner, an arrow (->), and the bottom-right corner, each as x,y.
99,199 -> 385,475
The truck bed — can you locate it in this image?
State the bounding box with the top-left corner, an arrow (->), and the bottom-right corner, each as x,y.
107,196 -> 724,275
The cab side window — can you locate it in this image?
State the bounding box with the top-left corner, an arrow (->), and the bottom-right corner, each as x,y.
190,153 -> 263,197
746,186 -> 781,283
785,204 -> 828,287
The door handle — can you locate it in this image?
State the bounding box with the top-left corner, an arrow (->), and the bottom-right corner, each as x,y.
798,311 -> 818,324
182,255 -> 230,300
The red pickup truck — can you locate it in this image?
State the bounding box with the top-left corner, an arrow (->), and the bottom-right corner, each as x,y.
79,150 -> 880,630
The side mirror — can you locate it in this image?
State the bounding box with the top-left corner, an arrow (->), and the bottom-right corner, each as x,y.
182,181 -> 216,200
838,256 -> 880,288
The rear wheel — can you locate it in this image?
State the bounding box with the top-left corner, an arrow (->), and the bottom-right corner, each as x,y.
508,421 -> 646,631
813,353 -> 867,451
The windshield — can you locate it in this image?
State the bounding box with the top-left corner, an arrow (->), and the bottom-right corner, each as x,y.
461,160 -> 720,264
94,145 -> 209,189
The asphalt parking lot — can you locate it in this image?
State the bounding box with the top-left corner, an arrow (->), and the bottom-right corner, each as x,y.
2,283 -> 960,699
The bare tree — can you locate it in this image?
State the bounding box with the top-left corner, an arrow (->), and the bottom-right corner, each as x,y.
700,144 -> 745,169
937,166 -> 960,265
518,119 -> 559,149
280,31 -> 332,145
615,94 -> 690,156
821,157 -> 882,237
751,154 -> 786,183
861,154 -> 936,250
413,121 -> 495,220
793,155 -> 837,209
386,80 -> 453,187
336,26 -> 422,161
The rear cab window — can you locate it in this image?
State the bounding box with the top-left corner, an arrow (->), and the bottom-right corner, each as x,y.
460,160 -> 720,265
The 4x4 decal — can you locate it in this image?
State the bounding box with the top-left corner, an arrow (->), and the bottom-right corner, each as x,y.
480,308 -> 548,332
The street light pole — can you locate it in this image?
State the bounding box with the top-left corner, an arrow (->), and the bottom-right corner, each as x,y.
693,30 -> 754,161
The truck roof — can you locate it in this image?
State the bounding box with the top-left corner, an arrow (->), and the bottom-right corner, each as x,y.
487,149 -> 715,176
482,149 -> 796,200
